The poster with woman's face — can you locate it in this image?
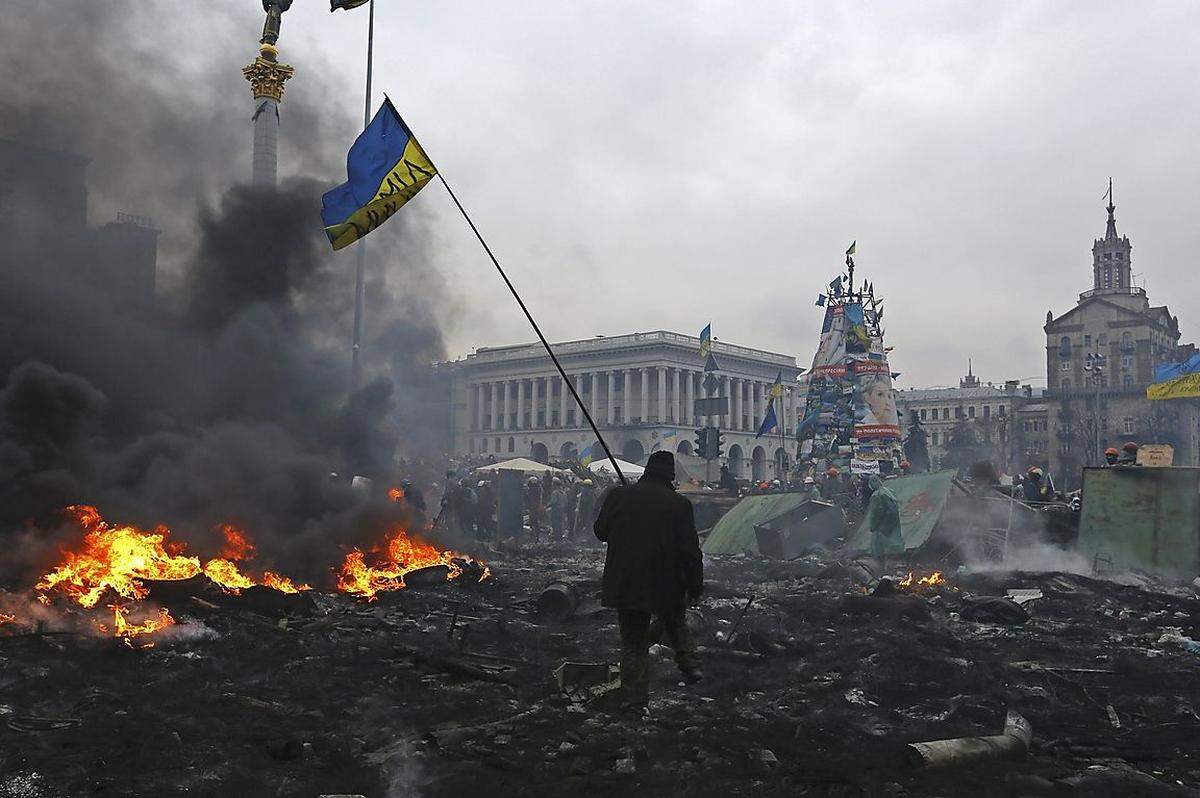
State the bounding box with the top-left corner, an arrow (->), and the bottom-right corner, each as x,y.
853,363 -> 900,438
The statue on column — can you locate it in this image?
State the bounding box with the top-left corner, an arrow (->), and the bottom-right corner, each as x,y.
260,0 -> 294,46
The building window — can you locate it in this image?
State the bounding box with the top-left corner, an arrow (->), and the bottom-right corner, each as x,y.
1099,333 -> 1107,346
1060,337 -> 1072,357
1123,375 -> 1133,389
1084,334 -> 1092,348
968,406 -> 976,418
507,437 -> 515,453
1062,379 -> 1071,390
931,432 -> 939,446
1060,360 -> 1072,372
481,438 -> 488,453
998,406 -> 1006,417
983,405 -> 991,418
1121,332 -> 1133,353
495,437 -> 501,451
1124,417 -> 1135,434
955,407 -> 963,419
920,408 -> 927,420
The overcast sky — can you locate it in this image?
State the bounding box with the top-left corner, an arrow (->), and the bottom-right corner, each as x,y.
157,3 -> 1200,387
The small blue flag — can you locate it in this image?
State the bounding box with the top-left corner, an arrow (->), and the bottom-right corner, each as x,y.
756,401 -> 779,438
816,294 -> 827,306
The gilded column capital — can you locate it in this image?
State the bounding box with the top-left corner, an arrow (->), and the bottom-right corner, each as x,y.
243,44 -> 294,102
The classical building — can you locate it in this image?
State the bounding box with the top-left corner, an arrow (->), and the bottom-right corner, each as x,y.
894,365 -> 1038,472
1043,185 -> 1200,487
442,330 -> 803,480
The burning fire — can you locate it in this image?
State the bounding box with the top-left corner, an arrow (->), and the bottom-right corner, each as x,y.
899,571 -> 945,589
102,605 -> 175,648
36,506 -> 202,608
337,523 -> 486,601
35,507 -> 309,642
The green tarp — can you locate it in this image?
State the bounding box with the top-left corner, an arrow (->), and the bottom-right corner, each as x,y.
702,493 -> 814,555
845,471 -> 956,553
1076,467 -> 1200,578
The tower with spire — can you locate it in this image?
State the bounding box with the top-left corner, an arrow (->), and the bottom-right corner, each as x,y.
1092,178 -> 1132,292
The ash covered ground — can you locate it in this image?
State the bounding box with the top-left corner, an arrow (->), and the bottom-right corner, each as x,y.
3,543 -> 1200,798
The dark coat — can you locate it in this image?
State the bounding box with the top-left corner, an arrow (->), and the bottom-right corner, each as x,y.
593,476 -> 703,613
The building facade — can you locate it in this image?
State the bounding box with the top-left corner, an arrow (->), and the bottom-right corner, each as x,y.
1043,189 -> 1200,487
443,330 -> 803,480
895,367 -> 1038,473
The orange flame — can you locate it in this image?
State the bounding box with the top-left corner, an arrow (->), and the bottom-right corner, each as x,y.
36,507 -> 310,641
36,506 -> 203,608
387,487 -> 405,502
899,571 -> 945,589
0,613 -> 16,626
260,571 -> 311,594
103,605 -> 175,648
218,524 -> 256,561
337,524 -> 479,601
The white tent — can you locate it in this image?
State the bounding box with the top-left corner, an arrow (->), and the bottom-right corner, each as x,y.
474,458 -> 567,474
588,458 -> 645,478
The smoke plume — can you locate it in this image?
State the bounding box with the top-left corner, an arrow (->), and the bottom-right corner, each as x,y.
0,2 -> 458,584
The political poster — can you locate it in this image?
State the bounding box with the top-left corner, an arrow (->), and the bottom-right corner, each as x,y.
852,359 -> 900,439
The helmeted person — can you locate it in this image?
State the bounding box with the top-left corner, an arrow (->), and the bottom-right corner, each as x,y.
865,474 -> 903,569
1118,441 -> 1140,465
1022,466 -> 1054,502
1104,447 -> 1120,466
594,451 -> 703,710
821,467 -> 841,501
899,459 -> 913,475
803,476 -> 822,502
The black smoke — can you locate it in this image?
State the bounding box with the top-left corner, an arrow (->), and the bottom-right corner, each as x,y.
0,2 -> 457,584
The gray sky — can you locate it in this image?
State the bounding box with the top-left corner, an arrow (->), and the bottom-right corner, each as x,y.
201,2 -> 1200,386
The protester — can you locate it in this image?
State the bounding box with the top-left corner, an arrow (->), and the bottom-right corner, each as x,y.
548,478 -> 572,540
803,476 -> 822,502
865,474 -> 903,570
574,479 -> 597,537
476,480 -> 496,539
593,451 -> 703,711
524,477 -> 545,542
821,467 -> 841,501
1118,441 -> 1140,465
718,464 -> 738,495
899,459 -> 912,475
1104,447 -> 1120,466
1022,466 -> 1054,502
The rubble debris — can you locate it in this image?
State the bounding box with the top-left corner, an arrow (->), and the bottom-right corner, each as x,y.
959,595 -> 1030,625
905,711 -> 1032,769
553,661 -> 620,701
536,580 -> 580,623
1005,588 -> 1044,606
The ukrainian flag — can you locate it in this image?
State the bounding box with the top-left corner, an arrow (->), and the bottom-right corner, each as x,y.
321,98 -> 437,251
699,324 -> 712,357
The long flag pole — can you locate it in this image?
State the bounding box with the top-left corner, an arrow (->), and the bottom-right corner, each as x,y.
349,0 -> 375,391
432,173 -> 627,485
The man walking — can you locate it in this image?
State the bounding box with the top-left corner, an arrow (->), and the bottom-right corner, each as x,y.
594,451 -> 703,711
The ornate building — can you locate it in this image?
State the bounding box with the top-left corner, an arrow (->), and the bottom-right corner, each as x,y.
894,366 -> 1038,473
442,331 -> 803,480
1043,184 -> 1200,487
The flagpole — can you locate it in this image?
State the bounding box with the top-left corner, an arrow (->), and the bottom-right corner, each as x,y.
433,173 -> 627,485
349,0 -> 375,391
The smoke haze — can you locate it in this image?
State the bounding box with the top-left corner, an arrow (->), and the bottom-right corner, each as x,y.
0,2 -> 458,584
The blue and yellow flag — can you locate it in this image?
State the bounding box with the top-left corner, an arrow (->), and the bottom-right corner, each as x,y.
699,323 -> 712,357
579,443 -> 595,466
321,98 -> 437,251
756,371 -> 784,438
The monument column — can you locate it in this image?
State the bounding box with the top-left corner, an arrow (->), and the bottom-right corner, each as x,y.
489,383 -> 498,431
686,370 -> 695,425
657,367 -> 667,423
672,368 -> 682,423
502,381 -> 511,430
531,378 -> 540,430
640,368 -> 650,422
622,369 -> 632,423
242,3 -> 295,187
516,380 -> 525,429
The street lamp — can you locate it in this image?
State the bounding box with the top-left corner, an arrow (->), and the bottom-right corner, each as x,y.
1082,353 -> 1107,466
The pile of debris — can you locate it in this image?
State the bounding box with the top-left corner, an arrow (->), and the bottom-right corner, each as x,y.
2,540 -> 1200,797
